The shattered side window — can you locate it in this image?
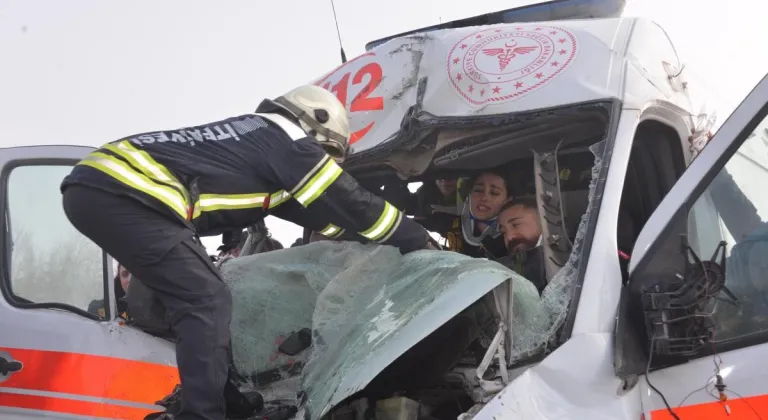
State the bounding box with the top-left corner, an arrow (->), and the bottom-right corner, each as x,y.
507,140 -> 606,363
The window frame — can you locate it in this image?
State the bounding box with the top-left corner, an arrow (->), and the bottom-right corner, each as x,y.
0,153 -> 111,321
615,73 -> 768,374
556,99 -> 623,345
649,104 -> 768,364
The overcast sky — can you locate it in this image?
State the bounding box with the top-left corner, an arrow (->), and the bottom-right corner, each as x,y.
1,0 -> 766,253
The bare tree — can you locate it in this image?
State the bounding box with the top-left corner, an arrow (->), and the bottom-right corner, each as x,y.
10,228 -> 103,310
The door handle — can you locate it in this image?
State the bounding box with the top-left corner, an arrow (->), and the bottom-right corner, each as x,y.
0,356 -> 22,375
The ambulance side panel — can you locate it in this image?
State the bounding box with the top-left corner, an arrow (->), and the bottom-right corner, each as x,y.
0,145 -> 178,420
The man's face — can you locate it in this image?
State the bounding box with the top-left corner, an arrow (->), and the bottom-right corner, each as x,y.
118,265 -> 131,292
498,204 -> 542,253
436,179 -> 457,197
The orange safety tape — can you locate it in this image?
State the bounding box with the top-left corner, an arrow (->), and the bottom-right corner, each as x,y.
0,347 -> 179,406
649,392 -> 768,419
0,392 -> 156,420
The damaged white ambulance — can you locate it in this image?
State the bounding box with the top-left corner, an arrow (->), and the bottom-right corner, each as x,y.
3,1 -> 768,420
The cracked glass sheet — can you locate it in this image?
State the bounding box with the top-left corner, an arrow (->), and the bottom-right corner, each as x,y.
505,140 -> 605,363
221,241 -> 539,416
222,142 -> 605,418
220,143 -> 604,416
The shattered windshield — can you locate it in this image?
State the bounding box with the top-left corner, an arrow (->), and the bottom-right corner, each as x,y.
220,139 -> 608,420
222,242 -> 527,417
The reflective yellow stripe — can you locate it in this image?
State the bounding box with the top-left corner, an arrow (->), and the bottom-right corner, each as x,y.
377,211 -> 402,243
360,202 -> 402,242
78,153 -> 188,218
290,156 -> 329,196
292,157 -> 343,207
318,223 -> 344,239
86,143 -> 276,221
198,193 -> 268,211
269,190 -> 291,209
190,193 -> 269,219
104,141 -> 190,204
191,201 -> 201,219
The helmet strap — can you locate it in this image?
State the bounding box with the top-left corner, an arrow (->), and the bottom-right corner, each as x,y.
274,97 -> 347,145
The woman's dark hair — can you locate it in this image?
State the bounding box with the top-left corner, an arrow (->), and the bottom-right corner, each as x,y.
468,167 -> 511,195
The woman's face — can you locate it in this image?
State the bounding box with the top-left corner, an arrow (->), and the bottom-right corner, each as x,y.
470,173 -> 509,221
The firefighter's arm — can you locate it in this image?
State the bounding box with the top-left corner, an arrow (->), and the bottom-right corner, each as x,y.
263,138 -> 430,254
271,193 -> 439,249
269,198 -> 367,242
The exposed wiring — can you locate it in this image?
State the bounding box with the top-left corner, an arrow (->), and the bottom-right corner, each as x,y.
652,21 -> 683,77
672,63 -> 686,79
645,337 -> 681,420
704,381 -> 730,416
681,243 -> 766,419
727,389 -> 765,420
652,238 -> 762,419
645,243 -> 721,420
677,376 -> 714,408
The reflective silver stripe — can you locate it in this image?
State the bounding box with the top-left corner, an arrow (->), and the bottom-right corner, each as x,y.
254,113 -> 307,141
0,386 -> 162,411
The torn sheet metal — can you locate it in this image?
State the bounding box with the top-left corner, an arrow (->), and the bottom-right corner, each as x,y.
221,242 -> 542,420
310,18 -> 631,156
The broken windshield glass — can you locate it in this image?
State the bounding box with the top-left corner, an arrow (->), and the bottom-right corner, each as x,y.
220,140 -> 605,419
221,242 -> 529,418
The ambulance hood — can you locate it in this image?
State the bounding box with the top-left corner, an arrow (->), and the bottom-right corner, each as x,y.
313,17 -> 632,166
221,241 -> 545,420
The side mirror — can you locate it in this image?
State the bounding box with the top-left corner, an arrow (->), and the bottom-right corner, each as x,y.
636,239 -> 730,357
615,225 -> 734,378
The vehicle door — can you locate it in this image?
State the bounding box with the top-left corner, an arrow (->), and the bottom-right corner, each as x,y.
615,73 -> 768,419
0,145 -> 178,420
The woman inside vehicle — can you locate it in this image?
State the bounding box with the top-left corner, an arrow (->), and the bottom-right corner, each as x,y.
413,169 -> 511,259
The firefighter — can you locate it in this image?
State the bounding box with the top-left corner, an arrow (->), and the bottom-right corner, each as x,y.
59,84 -> 433,420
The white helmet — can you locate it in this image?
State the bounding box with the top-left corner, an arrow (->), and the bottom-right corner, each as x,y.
273,85 -> 350,160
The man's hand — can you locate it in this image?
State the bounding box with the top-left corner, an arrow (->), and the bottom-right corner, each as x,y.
424,237 -> 442,251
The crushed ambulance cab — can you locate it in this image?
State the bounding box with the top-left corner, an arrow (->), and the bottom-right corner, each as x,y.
3,2 -> 768,420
